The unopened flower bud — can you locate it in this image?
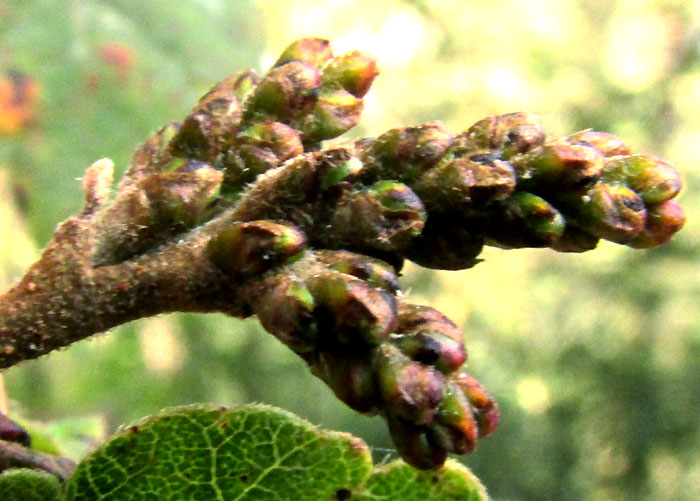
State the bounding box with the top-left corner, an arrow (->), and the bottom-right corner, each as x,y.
231,69 -> 260,102
513,139 -> 604,194
406,214 -> 484,270
244,61 -> 320,122
454,373 -> 499,438
321,50 -> 379,98
429,382 -> 478,454
254,276 -> 317,353
169,80 -> 241,162
329,181 -> 426,253
310,351 -> 378,414
414,150 -> 516,211
629,200 -> 685,249
602,155 -> 682,204
302,88 -> 363,143
462,112 -> 545,159
550,225 -> 599,253
315,250 -> 400,293
274,37 -> 334,69
374,344 -> 446,425
141,169 -> 223,227
307,272 -> 397,346
583,183 -> 646,243
567,130 -> 631,157
207,220 -> 306,279
392,304 -> 466,373
387,416 -> 446,471
489,191 -> 565,248
320,156 -> 364,191
239,121 -> 304,162
360,123 -> 453,183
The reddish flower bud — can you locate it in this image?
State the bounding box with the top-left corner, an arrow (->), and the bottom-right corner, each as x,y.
301,88 -> 364,142
568,130 -> 631,157
244,61 -> 320,122
455,373 -> 500,438
361,122 -> 453,183
387,416 -> 447,470
489,191 -> 565,248
512,139 -> 604,194
462,112 -> 545,158
309,350 -> 379,414
374,344 -> 446,425
602,155 -> 682,204
275,37 -> 334,68
629,200 -> 686,249
585,183 -> 646,243
322,50 -> 379,98
414,150 -> 516,211
207,220 -> 306,279
254,276 -> 317,353
307,272 -> 397,346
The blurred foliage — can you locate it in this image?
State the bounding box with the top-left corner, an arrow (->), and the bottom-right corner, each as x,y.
1,0 -> 699,500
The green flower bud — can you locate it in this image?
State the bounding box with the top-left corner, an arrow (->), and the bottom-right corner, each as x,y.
406,214 -> 484,270
391,331 -> 466,374
360,122 -> 453,183
602,155 -> 682,204
231,69 -> 260,102
461,112 -> 545,159
512,139 -> 604,194
320,156 -> 364,190
207,220 -> 306,279
414,150 -> 516,211
550,225 -> 599,253
391,304 -> 466,373
221,121 -> 305,196
583,183 -> 646,243
141,169 -> 223,228
302,88 -> 363,143
275,37 -> 334,69
374,344 -> 446,425
454,373 -> 499,438
307,271 -> 397,346
429,382 -> 478,454
254,276 -> 317,353
489,191 -> 565,248
329,181 -> 426,253
315,250 -> 400,293
309,350 -> 379,414
629,200 -> 685,249
238,121 -> 304,162
567,130 -> 631,157
244,61 -> 320,122
321,50 -> 379,98
387,416 -> 447,471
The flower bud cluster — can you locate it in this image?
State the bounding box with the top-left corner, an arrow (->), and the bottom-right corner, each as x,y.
357,113 -> 684,268
89,38 -> 685,471
168,38 -> 378,198
207,241 -> 500,470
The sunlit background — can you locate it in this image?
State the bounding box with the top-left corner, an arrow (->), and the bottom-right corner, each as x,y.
1,1 -> 699,499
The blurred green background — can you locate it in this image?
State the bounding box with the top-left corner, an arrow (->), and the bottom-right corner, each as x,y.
1,1 -> 699,499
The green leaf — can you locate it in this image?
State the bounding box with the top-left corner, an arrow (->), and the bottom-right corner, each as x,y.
0,468 -> 61,501
64,404 -> 373,500
355,459 -> 489,500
